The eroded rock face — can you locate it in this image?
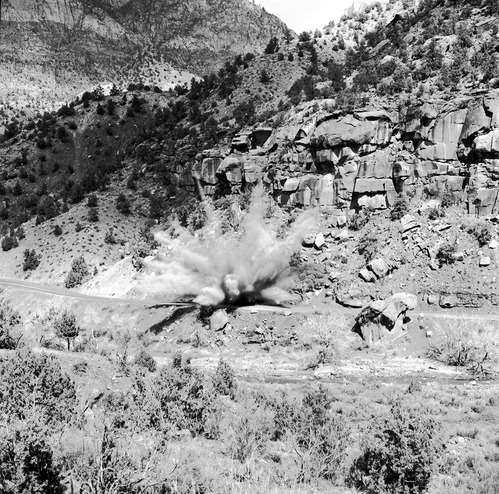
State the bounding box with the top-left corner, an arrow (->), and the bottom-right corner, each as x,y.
185,90 -> 499,218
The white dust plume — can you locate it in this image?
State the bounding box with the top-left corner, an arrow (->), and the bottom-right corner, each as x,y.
139,185 -> 317,306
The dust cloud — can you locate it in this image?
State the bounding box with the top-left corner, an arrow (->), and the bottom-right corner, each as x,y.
139,186 -> 317,306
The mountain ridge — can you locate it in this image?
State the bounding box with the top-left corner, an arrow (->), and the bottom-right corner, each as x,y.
0,0 -> 290,121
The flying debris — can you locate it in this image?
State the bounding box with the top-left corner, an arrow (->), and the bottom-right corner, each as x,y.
139,185 -> 317,306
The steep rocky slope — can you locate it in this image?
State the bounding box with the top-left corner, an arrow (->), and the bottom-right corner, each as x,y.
0,0 -> 289,121
0,0 -> 498,310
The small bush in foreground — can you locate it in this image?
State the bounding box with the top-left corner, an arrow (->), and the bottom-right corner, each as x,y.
292,385 -> 350,482
152,352 -> 210,435
347,401 -> 442,494
0,423 -> 65,494
0,350 -> 76,425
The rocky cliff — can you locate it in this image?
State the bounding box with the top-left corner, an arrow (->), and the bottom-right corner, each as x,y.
0,0 -> 288,118
160,90 -> 499,221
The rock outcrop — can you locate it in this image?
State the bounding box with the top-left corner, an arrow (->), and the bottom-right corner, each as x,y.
181,90 -> 499,221
353,293 -> 418,347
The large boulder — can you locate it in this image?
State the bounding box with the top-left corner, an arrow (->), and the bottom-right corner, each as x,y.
210,309 -> 229,332
311,111 -> 392,149
353,293 -> 417,347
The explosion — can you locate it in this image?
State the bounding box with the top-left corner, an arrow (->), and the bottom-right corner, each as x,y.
139,185 -> 317,306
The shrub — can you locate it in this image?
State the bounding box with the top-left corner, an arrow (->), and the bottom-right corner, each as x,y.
53,224 -> 62,236
104,228 -> 117,244
260,69 -> 271,83
358,231 -> 378,262
224,396 -> 274,463
12,180 -> 23,196
134,349 -> 157,373
65,255 -> 89,288
0,423 -> 65,494
87,206 -> 99,222
54,309 -> 80,351
116,193 -> 131,215
0,299 -> 21,349
23,249 -> 40,272
292,385 -> 350,482
151,352 -> 210,435
349,208 -> 372,231
428,207 -> 444,220
427,320 -> 499,374
347,401 -> 442,494
212,359 -> 238,400
436,242 -> 457,266
264,36 -> 279,54
87,194 -> 98,207
1,235 -> 15,251
467,223 -> 492,247
96,103 -> 106,115
0,350 -> 76,425
390,195 -> 409,220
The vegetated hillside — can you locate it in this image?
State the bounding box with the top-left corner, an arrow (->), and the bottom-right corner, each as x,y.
1,0 -> 499,308
0,0 -> 290,123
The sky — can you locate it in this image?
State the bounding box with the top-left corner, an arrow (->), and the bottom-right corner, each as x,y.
258,0 -> 358,33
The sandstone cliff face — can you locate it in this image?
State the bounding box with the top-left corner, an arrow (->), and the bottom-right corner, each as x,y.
155,91 -> 499,221
0,0 -> 288,116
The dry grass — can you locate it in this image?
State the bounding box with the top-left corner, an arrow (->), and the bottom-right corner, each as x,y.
427,319 -> 499,374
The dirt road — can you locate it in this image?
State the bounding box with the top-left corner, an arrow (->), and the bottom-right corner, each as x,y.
0,277 -> 498,322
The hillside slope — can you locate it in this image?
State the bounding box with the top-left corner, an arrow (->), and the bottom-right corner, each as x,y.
0,0 -> 498,311
0,0 -> 289,122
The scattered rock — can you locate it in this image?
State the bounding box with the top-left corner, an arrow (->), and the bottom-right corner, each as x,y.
479,256 -> 491,267
368,258 -> 390,279
429,259 -> 439,270
328,271 -> 341,282
400,214 -> 420,233
426,293 -> 439,305
209,310 -> 228,332
314,232 -> 325,249
302,233 -> 315,247
433,223 -> 451,233
359,268 -> 376,283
